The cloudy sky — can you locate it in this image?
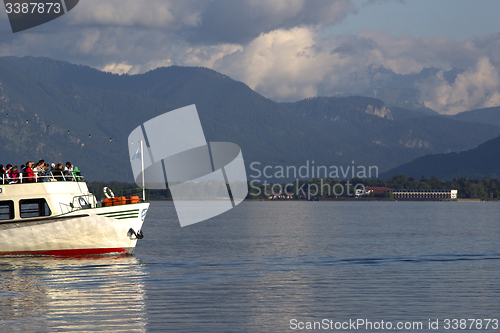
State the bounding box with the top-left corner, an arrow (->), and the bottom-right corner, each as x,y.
0,0 -> 499,114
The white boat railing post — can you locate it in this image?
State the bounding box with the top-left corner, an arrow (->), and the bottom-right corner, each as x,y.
140,140 -> 145,201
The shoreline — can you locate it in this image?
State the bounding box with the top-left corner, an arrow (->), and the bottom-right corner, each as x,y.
149,198 -> 493,202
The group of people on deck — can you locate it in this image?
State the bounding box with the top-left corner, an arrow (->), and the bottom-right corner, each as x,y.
0,160 -> 81,184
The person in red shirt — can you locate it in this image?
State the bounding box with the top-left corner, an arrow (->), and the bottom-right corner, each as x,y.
24,161 -> 35,182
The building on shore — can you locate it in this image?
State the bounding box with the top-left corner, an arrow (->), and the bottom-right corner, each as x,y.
392,189 -> 458,200
363,187 -> 393,197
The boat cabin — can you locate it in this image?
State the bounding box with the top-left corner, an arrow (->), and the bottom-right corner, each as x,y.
0,178 -> 94,222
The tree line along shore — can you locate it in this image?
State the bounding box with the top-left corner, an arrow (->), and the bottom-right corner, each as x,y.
86,175 -> 500,201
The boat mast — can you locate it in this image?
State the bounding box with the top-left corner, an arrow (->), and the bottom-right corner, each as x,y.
140,140 -> 145,201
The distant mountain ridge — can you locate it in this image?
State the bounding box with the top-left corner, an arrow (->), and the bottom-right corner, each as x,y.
0,56 -> 499,181
389,106 -> 441,119
448,106 -> 500,128
282,97 -> 500,170
381,135 -> 500,180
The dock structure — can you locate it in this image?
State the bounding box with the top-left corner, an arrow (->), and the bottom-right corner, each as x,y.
392,189 -> 458,200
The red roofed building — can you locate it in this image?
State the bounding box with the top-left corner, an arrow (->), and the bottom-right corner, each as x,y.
365,186 -> 393,197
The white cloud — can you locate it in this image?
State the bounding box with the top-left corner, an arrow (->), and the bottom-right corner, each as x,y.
417,57 -> 500,114
181,44 -> 244,68
102,62 -> 133,75
65,0 -> 355,44
213,27 -> 330,100
207,29 -> 500,110
68,0 -> 200,29
72,29 -> 101,55
0,1 -> 499,113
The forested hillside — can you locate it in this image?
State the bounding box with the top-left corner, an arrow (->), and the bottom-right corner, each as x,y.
381,135 -> 500,180
0,56 -> 499,181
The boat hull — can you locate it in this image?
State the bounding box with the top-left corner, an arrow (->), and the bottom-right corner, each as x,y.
0,202 -> 149,257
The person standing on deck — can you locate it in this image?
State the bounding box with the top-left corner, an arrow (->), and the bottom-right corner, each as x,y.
10,166 -> 20,183
24,161 -> 35,182
64,162 -> 73,177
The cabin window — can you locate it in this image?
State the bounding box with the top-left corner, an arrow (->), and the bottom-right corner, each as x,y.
0,200 -> 14,220
19,199 -> 52,218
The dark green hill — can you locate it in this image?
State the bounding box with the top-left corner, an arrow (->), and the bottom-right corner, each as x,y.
0,57 -> 352,180
283,97 -> 500,173
390,106 -> 439,119
380,135 -> 500,180
449,106 -> 500,128
1,56 -> 499,182
0,59 -> 173,181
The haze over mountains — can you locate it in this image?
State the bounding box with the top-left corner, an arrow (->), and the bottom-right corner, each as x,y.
0,56 -> 498,181
351,65 -> 463,112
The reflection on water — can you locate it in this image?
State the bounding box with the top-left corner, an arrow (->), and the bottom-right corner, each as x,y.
0,256 -> 147,332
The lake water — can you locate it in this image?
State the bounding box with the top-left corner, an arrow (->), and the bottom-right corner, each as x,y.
1,201 -> 500,332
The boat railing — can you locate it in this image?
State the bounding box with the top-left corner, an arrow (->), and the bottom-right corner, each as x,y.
74,194 -> 97,210
58,194 -> 97,214
94,187 -> 146,207
0,171 -> 84,185
59,187 -> 145,213
61,188 -> 145,212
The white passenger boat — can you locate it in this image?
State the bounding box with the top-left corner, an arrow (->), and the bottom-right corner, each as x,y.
0,172 -> 149,256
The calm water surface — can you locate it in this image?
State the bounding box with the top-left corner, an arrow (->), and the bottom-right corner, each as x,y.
0,201 -> 499,332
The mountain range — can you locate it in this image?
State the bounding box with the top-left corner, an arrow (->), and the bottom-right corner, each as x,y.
0,56 -> 498,181
448,106 -> 500,128
381,135 -> 500,180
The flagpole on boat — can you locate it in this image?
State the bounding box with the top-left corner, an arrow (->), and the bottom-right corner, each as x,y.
140,140 -> 145,201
